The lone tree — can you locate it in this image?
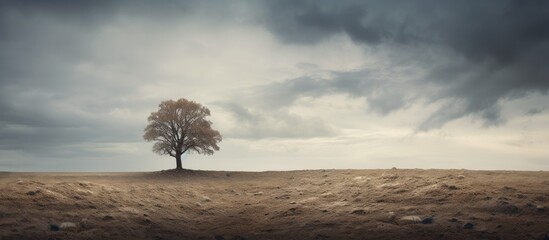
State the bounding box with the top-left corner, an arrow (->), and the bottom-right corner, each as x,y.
143,98 -> 222,170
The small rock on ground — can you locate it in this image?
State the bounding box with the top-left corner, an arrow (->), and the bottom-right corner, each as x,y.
60,222 -> 78,232
421,217 -> 434,224
49,224 -> 59,231
399,216 -> 422,224
351,208 -> 366,215
496,201 -> 521,214
463,222 -> 474,229
26,190 -> 40,196
387,212 -> 396,222
380,173 -> 398,180
80,218 -> 93,229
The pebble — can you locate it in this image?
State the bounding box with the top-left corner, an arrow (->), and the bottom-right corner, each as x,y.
49,224 -> 59,231
202,196 -> 211,202
253,191 -> 264,196
421,217 -> 434,224
380,173 -> 398,180
536,205 -> 545,212
60,222 -> 78,232
78,182 -> 91,187
387,212 -> 396,222
26,190 -> 40,196
399,215 -> 422,224
457,175 -> 465,179
351,208 -> 366,215
290,201 -> 297,204
275,194 -> 290,200
496,201 -> 520,214
80,218 -> 93,229
463,222 -> 474,229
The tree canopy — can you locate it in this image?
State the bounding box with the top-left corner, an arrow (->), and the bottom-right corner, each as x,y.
143,98 -> 222,169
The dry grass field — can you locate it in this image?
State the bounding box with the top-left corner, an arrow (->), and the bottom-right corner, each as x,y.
1,169 -> 548,240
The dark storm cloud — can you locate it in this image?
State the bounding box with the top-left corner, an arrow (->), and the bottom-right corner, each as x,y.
257,0 -> 549,130
254,70 -> 416,115
0,0 -> 157,157
260,0 -> 549,64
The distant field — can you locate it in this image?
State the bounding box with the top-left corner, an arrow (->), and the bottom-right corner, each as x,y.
0,169 -> 548,240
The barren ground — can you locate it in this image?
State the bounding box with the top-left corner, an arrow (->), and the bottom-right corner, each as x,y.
0,169 -> 548,240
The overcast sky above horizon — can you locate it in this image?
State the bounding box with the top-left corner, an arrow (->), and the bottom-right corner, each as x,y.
1,0 -> 548,171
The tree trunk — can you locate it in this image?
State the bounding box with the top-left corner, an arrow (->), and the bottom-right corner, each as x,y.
175,154 -> 182,170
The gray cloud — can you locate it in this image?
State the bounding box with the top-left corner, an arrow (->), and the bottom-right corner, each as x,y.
1,0 -> 548,171
251,70 -> 418,115
526,108 -> 544,116
2,0 -> 548,140
260,0 -> 549,63
0,0 -> 258,165
0,1 -> 158,158
255,0 -> 549,130
216,102 -> 335,139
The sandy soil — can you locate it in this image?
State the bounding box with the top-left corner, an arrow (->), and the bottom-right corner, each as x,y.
0,169 -> 548,240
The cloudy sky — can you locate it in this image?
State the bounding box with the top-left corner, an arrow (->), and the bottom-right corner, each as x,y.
1,0 -> 548,171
